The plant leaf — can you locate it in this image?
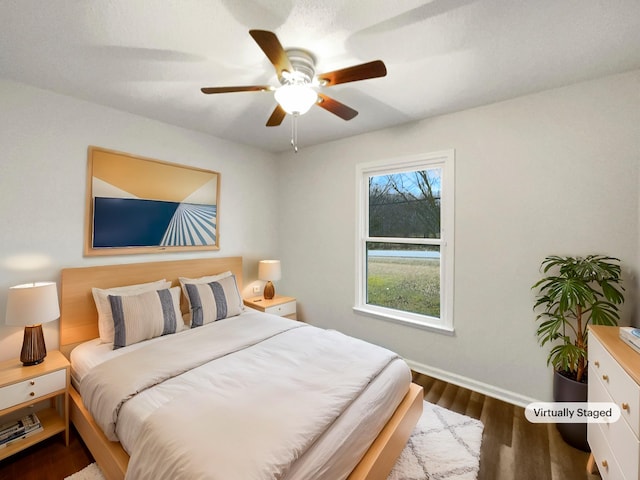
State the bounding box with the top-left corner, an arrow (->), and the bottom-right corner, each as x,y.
532,254 -> 624,375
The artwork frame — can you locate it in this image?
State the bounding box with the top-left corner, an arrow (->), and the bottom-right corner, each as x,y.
84,146 -> 220,256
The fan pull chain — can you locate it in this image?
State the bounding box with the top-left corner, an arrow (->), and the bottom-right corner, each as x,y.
291,113 -> 299,153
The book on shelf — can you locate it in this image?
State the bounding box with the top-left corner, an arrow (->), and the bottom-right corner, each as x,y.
620,327 -> 640,354
0,412 -> 41,437
0,413 -> 42,447
0,424 -> 44,449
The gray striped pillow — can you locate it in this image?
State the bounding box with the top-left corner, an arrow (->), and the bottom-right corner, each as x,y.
184,275 -> 244,327
109,286 -> 183,349
92,279 -> 171,344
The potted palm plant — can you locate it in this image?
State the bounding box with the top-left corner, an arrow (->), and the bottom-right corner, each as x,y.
531,254 -> 624,451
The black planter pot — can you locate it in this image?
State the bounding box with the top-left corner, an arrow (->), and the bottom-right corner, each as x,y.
553,370 -> 590,452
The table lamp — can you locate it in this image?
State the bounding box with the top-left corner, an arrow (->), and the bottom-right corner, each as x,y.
5,282 -> 60,366
258,260 -> 281,300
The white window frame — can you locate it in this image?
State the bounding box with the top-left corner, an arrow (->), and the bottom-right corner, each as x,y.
354,150 -> 455,334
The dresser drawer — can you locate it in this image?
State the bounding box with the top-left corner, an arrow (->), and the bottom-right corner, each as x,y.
589,422 -> 628,480
265,301 -> 296,317
591,335 -> 640,437
589,370 -> 640,477
0,369 -> 66,411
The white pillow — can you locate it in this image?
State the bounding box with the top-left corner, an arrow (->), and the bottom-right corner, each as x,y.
109,286 -> 183,349
92,279 -> 171,343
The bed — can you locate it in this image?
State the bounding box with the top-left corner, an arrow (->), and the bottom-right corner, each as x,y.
59,257 -> 423,480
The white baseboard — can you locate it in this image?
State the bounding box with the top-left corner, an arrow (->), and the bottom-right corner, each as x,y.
406,359 -> 539,408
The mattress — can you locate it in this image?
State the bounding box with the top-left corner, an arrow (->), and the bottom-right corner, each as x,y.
72,310 -> 411,480
71,319 -> 194,388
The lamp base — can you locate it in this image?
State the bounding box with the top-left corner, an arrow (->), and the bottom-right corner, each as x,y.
20,325 -> 47,366
263,281 -> 275,300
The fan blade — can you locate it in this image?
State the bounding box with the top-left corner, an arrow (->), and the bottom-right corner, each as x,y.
266,105 -> 286,127
316,94 -> 358,121
201,86 -> 271,94
249,30 -> 293,77
317,60 -> 387,86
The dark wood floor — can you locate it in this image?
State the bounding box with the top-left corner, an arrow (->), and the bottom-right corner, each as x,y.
411,372 -> 600,480
0,426 -> 92,480
0,373 -> 601,480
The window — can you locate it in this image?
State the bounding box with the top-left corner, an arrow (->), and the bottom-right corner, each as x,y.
354,151 -> 454,333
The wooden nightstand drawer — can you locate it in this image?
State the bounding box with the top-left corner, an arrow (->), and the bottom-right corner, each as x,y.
0,351 -> 70,461
0,369 -> 66,410
265,300 -> 296,317
244,295 -> 297,320
590,335 -> 640,437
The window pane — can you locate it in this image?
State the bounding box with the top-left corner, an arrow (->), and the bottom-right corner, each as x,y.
368,169 -> 441,238
366,243 -> 440,318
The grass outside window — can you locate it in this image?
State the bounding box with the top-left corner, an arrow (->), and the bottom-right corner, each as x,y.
367,256 -> 440,318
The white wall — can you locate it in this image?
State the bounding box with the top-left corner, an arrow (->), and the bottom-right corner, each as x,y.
2,71 -> 638,404
276,70 -> 640,404
0,79 -> 280,362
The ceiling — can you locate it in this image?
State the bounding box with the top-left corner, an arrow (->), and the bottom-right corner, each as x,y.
2,0 -> 640,153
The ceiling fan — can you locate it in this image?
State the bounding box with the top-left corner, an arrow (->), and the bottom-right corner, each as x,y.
200,30 -> 387,134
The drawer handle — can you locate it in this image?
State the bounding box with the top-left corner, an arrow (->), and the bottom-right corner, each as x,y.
594,361 -> 600,368
30,380 -> 35,386
601,460 -> 608,468
602,374 -> 609,381
29,392 -> 35,397
621,402 -> 630,412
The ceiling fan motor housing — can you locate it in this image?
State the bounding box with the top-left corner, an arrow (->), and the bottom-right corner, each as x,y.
281,49 -> 316,85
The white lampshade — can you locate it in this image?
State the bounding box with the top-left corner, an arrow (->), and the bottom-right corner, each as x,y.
6,282 -> 60,327
274,84 -> 317,115
258,260 -> 282,282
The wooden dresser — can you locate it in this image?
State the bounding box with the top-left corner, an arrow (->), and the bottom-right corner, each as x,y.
587,326 -> 640,479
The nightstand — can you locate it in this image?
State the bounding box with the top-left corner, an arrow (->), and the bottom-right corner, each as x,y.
0,350 -> 69,460
244,295 -> 297,320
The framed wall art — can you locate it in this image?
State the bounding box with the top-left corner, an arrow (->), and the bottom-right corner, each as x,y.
85,146 -> 220,256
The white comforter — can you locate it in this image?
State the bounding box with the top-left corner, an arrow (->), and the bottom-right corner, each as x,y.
80,314 -> 401,480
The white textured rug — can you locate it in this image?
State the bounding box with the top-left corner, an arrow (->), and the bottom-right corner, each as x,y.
64,462 -> 105,480
65,401 -> 483,480
388,401 -> 484,480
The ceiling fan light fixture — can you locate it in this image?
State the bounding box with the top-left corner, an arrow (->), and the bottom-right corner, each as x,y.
274,84 -> 317,115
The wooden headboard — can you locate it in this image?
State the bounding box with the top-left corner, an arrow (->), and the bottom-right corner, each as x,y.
59,257 -> 243,358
